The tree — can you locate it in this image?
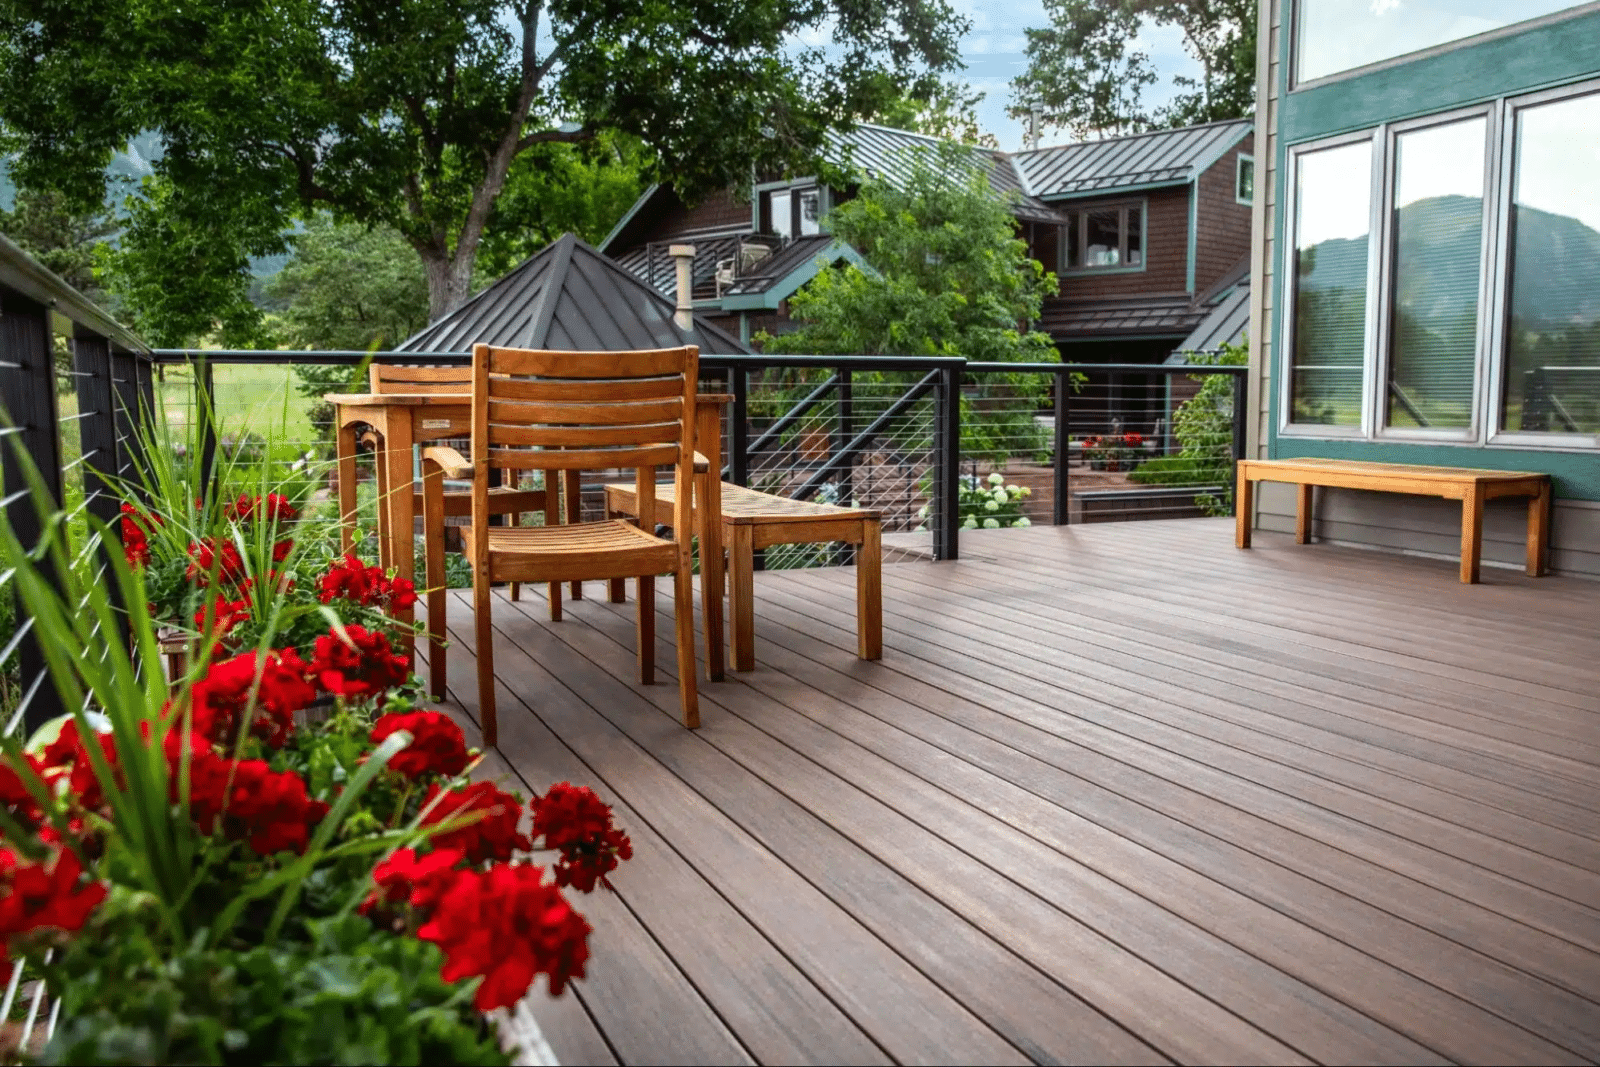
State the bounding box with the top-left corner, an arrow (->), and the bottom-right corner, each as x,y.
871,79 -> 1000,148
769,144 -> 1059,460
1009,0 -> 1256,140
0,187 -> 118,303
0,0 -> 966,345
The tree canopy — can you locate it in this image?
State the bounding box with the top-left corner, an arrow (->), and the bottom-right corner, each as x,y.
0,0 -> 966,343
1009,0 -> 1256,139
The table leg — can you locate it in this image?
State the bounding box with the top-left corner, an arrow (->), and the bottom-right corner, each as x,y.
383,414 -> 417,658
544,468 -> 562,621
1527,482 -> 1551,577
1235,470 -> 1254,549
1295,484 -> 1314,544
565,469 -> 583,601
699,471 -> 725,682
337,422 -> 359,553
857,520 -> 882,661
730,523 -> 755,672
1460,484 -> 1484,584
371,435 -> 391,570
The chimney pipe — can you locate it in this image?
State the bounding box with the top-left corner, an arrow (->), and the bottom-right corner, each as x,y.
1028,103 -> 1043,150
669,244 -> 696,332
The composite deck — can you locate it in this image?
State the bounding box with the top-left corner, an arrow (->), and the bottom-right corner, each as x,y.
430,517 -> 1600,1066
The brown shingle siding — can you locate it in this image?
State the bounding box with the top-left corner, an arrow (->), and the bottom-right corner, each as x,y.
1194,132 -> 1255,296
1054,187 -> 1190,299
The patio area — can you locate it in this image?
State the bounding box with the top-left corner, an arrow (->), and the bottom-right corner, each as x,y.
429,517 -> 1600,1066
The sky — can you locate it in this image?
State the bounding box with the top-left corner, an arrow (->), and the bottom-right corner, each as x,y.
947,0 -> 1202,150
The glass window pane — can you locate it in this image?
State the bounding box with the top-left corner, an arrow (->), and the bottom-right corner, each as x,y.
1084,208 -> 1121,266
1386,117 -> 1486,430
797,188 -> 821,235
1237,158 -> 1255,203
1126,205 -> 1143,265
1296,0 -> 1588,85
1290,139 -> 1372,426
1502,90 -> 1600,435
1063,215 -> 1078,269
768,189 -> 792,238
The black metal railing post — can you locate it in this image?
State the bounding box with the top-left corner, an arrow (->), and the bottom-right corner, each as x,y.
933,365 -> 961,562
834,369 -> 854,565
196,356 -> 218,500
729,364 -> 749,487
1231,370 -> 1248,465
1053,369 -> 1071,526
0,290 -> 68,730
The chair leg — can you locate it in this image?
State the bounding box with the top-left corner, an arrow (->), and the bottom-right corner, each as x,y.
337,424 -> 358,553
729,524 -> 756,672
422,466 -> 448,699
673,566 -> 700,728
507,511 -> 521,602
637,575 -> 655,684
474,565 -> 497,748
549,581 -> 563,621
609,578 -> 627,603
565,470 -> 583,602
857,520 -> 882,661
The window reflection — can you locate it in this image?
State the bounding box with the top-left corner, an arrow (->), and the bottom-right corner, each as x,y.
1290,140 -> 1372,426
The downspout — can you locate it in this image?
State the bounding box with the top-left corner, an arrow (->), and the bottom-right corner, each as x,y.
1185,181 -> 1198,294
670,244 -> 696,332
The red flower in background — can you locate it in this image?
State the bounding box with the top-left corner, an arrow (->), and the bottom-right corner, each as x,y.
0,846 -> 106,952
225,493 -> 298,524
532,783 -> 632,893
1125,432 -> 1145,447
0,758 -> 45,831
38,720 -> 120,813
186,538 -> 247,586
418,862 -> 591,1008
309,625 -> 409,699
361,847 -> 465,917
318,554 -> 418,612
421,782 -> 530,864
372,711 -> 470,779
188,649 -> 318,748
194,587 -> 253,641
272,538 -> 295,564
184,753 -> 329,856
118,504 -> 162,568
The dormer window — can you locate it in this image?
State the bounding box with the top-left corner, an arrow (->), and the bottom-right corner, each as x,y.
761,184 -> 822,239
1060,201 -> 1145,272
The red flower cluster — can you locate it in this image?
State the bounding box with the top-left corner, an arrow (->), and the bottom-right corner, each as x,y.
422,782 -> 531,864
225,493 -> 298,524
188,649 -> 318,748
39,720 -> 120,813
119,504 -> 163,569
184,753 -> 329,856
372,711 -> 470,779
318,554 -> 418,612
362,847 -> 464,916
186,538 -> 247,586
0,846 -> 106,977
420,862 -> 591,1009
532,783 -> 633,893
309,625 -> 409,699
194,588 -> 253,640
0,759 -> 44,832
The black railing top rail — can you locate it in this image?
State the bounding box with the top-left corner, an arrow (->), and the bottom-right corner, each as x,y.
965,360 -> 1247,375
0,234 -> 150,357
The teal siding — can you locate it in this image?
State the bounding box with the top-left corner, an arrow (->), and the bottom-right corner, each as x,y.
1268,5 -> 1600,503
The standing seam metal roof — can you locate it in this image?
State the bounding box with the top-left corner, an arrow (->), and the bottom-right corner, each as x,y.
1014,118 -> 1251,198
828,124 -> 1063,224
397,233 -> 750,355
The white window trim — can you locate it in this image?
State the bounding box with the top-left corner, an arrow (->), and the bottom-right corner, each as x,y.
1058,198 -> 1149,275
1278,78 -> 1600,451
1236,155 -> 1255,206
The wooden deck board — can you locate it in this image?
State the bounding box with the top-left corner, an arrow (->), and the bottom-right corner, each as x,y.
439,518 -> 1600,1065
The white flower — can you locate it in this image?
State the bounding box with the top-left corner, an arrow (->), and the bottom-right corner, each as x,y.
982,517 -> 1000,529
984,500 -> 999,512
916,504 -> 928,518
1006,484 -> 1021,495
1019,487 -> 1032,497
991,489 -> 1008,505
1014,517 -> 1032,527
987,472 -> 1005,485
962,516 -> 979,529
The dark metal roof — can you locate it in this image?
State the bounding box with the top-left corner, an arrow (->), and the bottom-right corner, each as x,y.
719,235 -> 841,296
1167,281 -> 1250,362
1039,294 -> 1207,339
398,233 -> 751,355
1015,118 -> 1251,199
830,124 -> 1063,224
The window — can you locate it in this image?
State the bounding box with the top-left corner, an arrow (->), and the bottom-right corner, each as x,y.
761,184 -> 822,240
765,188 -> 792,239
1236,156 -> 1255,205
1294,0 -> 1591,86
1059,202 -> 1144,272
1280,80 -> 1600,446
797,188 -> 821,236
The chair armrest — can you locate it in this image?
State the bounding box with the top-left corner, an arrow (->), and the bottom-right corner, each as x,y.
693,450 -> 709,474
421,445 -> 472,478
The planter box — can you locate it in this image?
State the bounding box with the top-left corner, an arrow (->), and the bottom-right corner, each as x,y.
1069,485 -> 1224,524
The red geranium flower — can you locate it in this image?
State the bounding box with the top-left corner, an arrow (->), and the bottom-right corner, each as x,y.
184,752 -> 329,855
272,538 -> 295,564
187,649 -> 318,748
225,493 -> 297,524
372,711 -> 470,779
318,554 -> 417,611
418,862 -> 591,1008
0,758 -> 45,831
0,846 -> 106,948
309,625 -> 409,699
194,586 -> 253,641
1125,432 -> 1144,447
361,847 -> 465,917
118,503 -> 162,568
531,783 -> 632,893
421,782 -> 531,864
186,538 -> 247,586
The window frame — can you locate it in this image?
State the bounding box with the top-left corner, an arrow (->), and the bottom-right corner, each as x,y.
1057,198 -> 1149,275
1236,155 -> 1255,206
1277,78 -> 1600,451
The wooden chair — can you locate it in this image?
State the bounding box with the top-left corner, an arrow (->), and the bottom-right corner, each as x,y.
421,343 -> 702,746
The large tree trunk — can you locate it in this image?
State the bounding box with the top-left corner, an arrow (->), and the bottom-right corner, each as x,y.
418,239 -> 479,324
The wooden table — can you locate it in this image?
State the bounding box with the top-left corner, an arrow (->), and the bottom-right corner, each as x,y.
1236,457 -> 1552,583
329,390 -> 731,671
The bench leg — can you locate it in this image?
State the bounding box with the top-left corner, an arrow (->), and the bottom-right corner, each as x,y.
1295,484 -> 1314,545
1527,483 -> 1551,577
1460,485 -> 1485,584
1235,470 -> 1254,549
698,472 -> 725,682
857,521 -> 882,661
337,423 -> 359,553
729,524 -> 756,672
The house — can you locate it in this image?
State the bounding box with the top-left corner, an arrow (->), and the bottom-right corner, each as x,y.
1246,0 -> 1600,577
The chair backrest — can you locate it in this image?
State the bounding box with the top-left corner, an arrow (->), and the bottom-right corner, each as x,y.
369,363 -> 473,395
468,344 -> 699,556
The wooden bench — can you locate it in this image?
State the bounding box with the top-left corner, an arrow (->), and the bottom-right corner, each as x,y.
604,480 -> 882,672
1235,458 -> 1552,584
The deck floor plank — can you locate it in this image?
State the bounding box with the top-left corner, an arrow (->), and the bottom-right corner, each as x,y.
436,518 -> 1600,1065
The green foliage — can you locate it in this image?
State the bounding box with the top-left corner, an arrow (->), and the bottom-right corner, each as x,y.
0,0 -> 966,338
954,472 -> 1033,530
268,217 -> 430,353
1171,339 -> 1247,516
869,79 -> 998,148
0,187 -> 118,303
1009,0 -> 1257,139
1127,454 -> 1194,485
